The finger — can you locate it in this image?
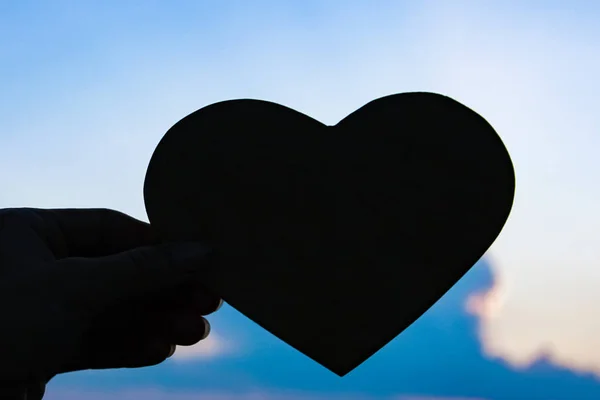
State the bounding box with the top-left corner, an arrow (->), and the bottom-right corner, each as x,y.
60,336 -> 176,372
99,338 -> 175,369
91,281 -> 221,329
86,295 -> 212,347
0,210 -> 55,274
189,286 -> 224,316
155,311 -> 211,346
150,282 -> 223,316
98,312 -> 210,367
94,286 -> 213,346
56,302 -> 211,373
35,208 -> 161,258
51,241 -> 213,315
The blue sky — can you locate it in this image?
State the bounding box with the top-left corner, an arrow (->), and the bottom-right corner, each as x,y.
2,1 -> 600,399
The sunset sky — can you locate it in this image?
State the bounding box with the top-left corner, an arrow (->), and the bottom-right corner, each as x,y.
1,1 -> 599,399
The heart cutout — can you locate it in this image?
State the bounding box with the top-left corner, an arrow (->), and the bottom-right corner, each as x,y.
143,92 -> 515,376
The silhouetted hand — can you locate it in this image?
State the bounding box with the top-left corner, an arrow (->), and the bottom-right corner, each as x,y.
0,208 -> 222,399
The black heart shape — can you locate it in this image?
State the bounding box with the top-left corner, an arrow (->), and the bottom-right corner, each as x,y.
143,92 -> 515,376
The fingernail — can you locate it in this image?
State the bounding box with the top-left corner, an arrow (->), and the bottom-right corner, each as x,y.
168,242 -> 212,268
168,344 -> 176,358
201,318 -> 211,340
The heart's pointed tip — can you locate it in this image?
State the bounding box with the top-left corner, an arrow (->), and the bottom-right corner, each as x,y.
326,365 -> 355,378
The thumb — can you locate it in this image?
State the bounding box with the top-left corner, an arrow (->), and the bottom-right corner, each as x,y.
51,241 -> 213,314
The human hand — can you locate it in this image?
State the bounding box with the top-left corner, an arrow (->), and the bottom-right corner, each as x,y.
0,208 -> 222,398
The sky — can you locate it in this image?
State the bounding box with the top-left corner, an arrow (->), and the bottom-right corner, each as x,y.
1,1 -> 600,399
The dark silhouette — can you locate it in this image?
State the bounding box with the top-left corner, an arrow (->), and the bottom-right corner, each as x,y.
2,92 -> 515,399
47,260 -> 600,400
0,208 -> 222,399
144,92 -> 515,376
